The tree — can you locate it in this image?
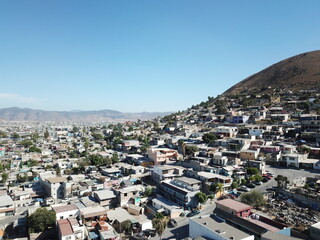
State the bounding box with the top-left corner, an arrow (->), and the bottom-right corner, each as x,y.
121,220 -> 132,235
1,172 -> 8,183
17,173 -> 28,183
143,187 -> 155,197
152,213 -> 168,240
12,133 -> 20,140
246,167 -> 259,175
111,153 -> 119,164
231,182 -> 239,189
275,175 -> 289,188
196,192 -> 207,205
253,174 -> 263,182
20,140 -> 33,148
216,183 -> 223,195
240,190 -> 266,207
29,146 -> 41,153
44,129 -> 49,139
185,145 -> 199,157
28,207 -> 56,233
0,130 -> 7,138
202,132 -> 217,144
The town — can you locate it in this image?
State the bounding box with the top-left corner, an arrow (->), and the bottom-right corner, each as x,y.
1,89 -> 320,240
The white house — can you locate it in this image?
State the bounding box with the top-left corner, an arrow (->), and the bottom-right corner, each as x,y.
189,215 -> 254,240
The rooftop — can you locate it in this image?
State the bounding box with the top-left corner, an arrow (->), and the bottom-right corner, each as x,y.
216,199 -> 252,212
57,219 -> 73,236
46,177 -> 67,183
52,204 -> 78,213
191,215 -> 252,240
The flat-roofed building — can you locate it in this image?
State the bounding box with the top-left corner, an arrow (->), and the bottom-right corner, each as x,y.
216,199 -> 252,218
189,215 -> 254,240
159,180 -> 200,208
52,204 -> 80,221
0,195 -> 14,217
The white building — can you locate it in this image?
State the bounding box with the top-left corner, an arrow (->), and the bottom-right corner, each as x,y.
52,204 -> 80,220
0,195 -> 15,217
189,215 -> 254,240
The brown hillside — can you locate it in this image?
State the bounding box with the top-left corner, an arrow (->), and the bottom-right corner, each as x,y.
224,50 -> 320,95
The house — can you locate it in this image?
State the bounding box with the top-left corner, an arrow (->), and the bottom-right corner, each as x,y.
212,126 -> 238,138
158,180 -> 200,208
270,114 -> 289,122
281,154 -> 307,168
211,155 -> 230,166
93,190 -> 117,209
100,167 -> 121,177
122,140 -> 140,152
240,149 -> 259,161
186,171 -> 233,192
80,206 -> 107,224
106,207 -> 136,233
96,221 -> 119,240
40,176 -> 70,199
0,195 -> 15,217
151,165 -> 185,184
115,185 -> 145,207
189,215 -> 254,240
52,204 -> 80,220
227,115 -> 250,124
216,199 -> 252,218
57,218 -> 85,240
300,114 -> 320,132
150,196 -> 183,219
260,146 -> 281,154
147,148 -> 179,165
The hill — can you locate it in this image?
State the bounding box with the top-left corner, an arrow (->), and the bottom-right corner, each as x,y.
224,50 -> 320,95
0,107 -> 170,122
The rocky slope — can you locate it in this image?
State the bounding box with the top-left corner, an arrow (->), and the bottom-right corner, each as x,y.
224,50 -> 320,95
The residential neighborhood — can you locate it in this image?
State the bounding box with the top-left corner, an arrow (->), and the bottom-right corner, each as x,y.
1,90 -> 320,240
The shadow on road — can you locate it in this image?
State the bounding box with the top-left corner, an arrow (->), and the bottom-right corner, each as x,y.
162,224 -> 189,240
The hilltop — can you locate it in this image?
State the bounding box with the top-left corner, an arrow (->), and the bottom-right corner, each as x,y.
224,50 -> 320,95
0,107 -> 171,122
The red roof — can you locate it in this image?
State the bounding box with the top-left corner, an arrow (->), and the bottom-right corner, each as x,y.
57,219 -> 73,236
216,198 -> 252,212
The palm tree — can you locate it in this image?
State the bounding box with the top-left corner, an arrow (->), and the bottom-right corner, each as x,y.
216,183 -> 223,197
152,213 -> 168,240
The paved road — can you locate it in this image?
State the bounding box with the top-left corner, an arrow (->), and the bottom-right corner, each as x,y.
0,214 -> 26,228
242,165 -> 320,194
150,201 -> 216,240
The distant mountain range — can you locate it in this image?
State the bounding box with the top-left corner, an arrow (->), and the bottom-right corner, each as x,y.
224,50 -> 320,95
0,107 -> 171,122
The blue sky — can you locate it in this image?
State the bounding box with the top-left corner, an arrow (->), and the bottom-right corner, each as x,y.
0,1 -> 319,112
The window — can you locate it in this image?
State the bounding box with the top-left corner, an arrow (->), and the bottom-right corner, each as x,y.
60,216 -> 63,219
124,193 -> 127,197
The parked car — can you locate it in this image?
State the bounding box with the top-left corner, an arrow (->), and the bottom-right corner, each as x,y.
247,183 -> 256,188
143,229 -> 156,238
131,232 -> 150,240
187,210 -> 200,217
262,178 -> 269,183
168,219 -> 178,227
238,186 -> 250,192
218,195 -> 229,200
227,194 -> 236,199
253,181 -> 262,185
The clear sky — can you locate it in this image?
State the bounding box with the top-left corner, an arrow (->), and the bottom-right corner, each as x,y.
0,1 -> 319,112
